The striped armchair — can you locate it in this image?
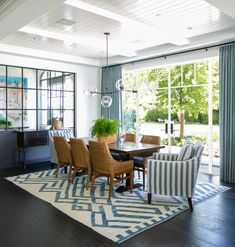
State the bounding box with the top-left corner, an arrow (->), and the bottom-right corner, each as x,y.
48,129 -> 74,165
147,142 -> 204,211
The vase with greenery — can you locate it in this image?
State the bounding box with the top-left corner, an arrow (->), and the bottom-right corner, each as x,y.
91,118 -> 119,143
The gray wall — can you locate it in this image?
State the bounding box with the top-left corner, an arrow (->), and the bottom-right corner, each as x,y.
0,132 -> 50,169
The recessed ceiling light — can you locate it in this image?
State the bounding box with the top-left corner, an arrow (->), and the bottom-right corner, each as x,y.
56,18 -> 76,26
31,36 -> 39,40
64,40 -> 75,48
131,40 -> 141,44
187,27 -> 193,30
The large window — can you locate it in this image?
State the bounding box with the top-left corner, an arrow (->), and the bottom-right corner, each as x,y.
122,58 -> 219,175
0,65 -> 75,131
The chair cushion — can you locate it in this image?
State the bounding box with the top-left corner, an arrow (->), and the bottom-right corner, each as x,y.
193,141 -> 204,157
111,152 -> 121,161
133,156 -> 145,166
177,144 -> 194,161
184,140 -> 193,145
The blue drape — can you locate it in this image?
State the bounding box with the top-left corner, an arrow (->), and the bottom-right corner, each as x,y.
219,43 -> 235,183
101,65 -> 122,121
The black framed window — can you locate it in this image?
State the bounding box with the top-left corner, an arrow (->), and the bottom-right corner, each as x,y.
0,65 -> 75,132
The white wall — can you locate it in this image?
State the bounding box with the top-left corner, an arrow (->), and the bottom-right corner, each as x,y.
0,52 -> 101,136
76,66 -> 101,137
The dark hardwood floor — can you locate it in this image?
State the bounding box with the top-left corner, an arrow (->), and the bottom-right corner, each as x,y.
0,163 -> 234,247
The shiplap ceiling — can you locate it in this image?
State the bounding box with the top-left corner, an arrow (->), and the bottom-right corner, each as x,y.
0,0 -> 235,66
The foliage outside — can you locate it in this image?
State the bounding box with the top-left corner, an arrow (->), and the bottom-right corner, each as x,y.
162,135 -> 207,146
91,118 -> 119,138
144,108 -> 219,125
123,109 -> 136,132
122,60 -> 219,140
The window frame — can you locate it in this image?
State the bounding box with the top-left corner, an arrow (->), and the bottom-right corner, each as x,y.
0,64 -> 76,132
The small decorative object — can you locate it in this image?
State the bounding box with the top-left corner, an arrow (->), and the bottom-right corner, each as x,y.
119,132 -> 125,144
91,118 -> 119,144
53,118 -> 63,129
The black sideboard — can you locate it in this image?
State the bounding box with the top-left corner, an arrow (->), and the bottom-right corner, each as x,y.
15,130 -> 48,169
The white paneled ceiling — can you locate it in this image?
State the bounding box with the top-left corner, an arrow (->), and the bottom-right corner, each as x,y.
0,0 -> 235,66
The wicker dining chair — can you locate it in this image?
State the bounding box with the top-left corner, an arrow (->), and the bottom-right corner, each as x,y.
125,133 -> 136,142
140,135 -> 161,145
70,138 -> 92,189
53,136 -> 73,183
133,135 -> 161,190
89,140 -> 133,199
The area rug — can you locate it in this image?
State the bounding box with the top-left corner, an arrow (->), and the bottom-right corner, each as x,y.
6,170 -> 229,243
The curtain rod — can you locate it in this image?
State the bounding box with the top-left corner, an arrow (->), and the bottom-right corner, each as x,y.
102,40 -> 235,69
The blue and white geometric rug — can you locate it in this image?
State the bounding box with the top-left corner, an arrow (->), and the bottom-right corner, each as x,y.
6,169 -> 229,243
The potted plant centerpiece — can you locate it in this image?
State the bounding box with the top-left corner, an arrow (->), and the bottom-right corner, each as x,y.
91,118 -> 119,144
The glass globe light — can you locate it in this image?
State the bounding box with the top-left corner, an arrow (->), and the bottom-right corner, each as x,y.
84,89 -> 90,96
90,88 -> 97,96
115,79 -> 124,91
101,95 -> 112,107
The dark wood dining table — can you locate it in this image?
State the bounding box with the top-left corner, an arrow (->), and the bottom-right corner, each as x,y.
82,137 -> 165,160
107,141 -> 165,160
82,137 -> 165,192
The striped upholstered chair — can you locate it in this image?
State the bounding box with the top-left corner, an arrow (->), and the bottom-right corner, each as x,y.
147,141 -> 204,211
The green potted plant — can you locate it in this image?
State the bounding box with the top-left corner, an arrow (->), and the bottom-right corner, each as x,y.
91,118 -> 119,143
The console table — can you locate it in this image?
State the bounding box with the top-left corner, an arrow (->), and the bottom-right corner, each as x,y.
15,130 -> 48,169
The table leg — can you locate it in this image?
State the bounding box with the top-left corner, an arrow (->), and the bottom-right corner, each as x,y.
23,147 -> 26,169
18,148 -> 21,167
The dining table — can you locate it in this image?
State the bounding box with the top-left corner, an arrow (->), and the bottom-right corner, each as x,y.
82,137 -> 164,160
82,137 -> 165,192
107,141 -> 165,160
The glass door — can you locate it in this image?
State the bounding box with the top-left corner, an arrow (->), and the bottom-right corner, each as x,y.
122,57 -> 220,174
165,59 -> 220,174
167,61 -> 210,156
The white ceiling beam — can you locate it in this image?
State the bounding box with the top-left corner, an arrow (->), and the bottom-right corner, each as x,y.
0,0 -> 64,41
205,0 -> 235,19
19,26 -> 137,57
64,0 -> 189,46
0,43 -> 100,66
104,27 -> 235,66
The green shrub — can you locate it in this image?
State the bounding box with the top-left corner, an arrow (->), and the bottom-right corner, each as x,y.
161,136 -> 207,146
144,108 -> 219,125
144,109 -> 179,123
91,118 -> 119,138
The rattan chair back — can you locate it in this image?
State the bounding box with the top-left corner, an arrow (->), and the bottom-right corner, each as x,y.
125,133 -> 136,142
53,136 -> 72,164
141,135 -> 161,145
89,141 -> 113,175
70,138 -> 91,170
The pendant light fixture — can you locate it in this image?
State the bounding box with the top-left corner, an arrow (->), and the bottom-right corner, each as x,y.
101,32 -> 112,108
84,32 -> 137,106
